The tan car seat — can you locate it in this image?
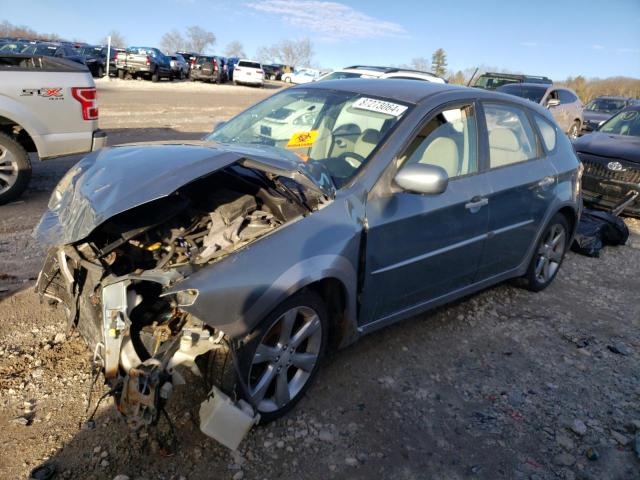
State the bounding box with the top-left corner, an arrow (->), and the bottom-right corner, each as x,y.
418,136 -> 460,177
488,128 -> 525,167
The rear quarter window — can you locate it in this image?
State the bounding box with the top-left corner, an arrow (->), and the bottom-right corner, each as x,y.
533,114 -> 557,152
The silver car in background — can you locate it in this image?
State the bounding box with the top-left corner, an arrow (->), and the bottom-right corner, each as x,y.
497,83 -> 584,139
35,80 -> 581,447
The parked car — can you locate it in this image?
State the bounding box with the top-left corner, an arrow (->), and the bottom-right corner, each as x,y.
233,59 -> 264,86
169,53 -> 189,79
189,55 -> 226,83
177,51 -> 200,71
496,83 -> 583,139
473,72 -> 552,90
262,64 -> 283,81
573,105 -> 640,216
34,79 -> 580,447
0,54 -> 106,204
0,40 -> 35,53
581,96 -> 637,133
282,68 -> 320,84
77,45 -> 118,78
20,42 -> 86,65
317,65 -> 446,84
116,46 -> 172,82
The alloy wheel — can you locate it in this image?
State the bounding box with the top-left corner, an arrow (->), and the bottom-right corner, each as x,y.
248,306 -> 322,412
0,146 -> 18,196
534,223 -> 566,284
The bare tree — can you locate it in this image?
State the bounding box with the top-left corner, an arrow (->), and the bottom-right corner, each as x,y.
185,26 -> 215,53
100,30 -> 126,48
160,29 -> 187,54
225,40 -> 246,58
409,57 -> 430,72
256,39 -> 314,68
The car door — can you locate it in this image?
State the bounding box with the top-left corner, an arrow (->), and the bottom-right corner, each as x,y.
476,102 -> 556,280
360,102 -> 491,325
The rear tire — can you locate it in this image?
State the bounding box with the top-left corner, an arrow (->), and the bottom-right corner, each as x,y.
97,66 -> 104,78
151,69 -> 159,82
117,69 -> 125,80
0,132 -> 32,205
568,121 -> 580,140
520,213 -> 569,292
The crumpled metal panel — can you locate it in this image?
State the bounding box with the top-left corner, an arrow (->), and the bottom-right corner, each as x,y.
34,142 -> 335,247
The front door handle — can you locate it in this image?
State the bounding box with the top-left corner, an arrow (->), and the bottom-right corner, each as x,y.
465,197 -> 489,210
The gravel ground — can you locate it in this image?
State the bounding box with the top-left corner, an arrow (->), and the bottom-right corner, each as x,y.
1,80 -> 639,480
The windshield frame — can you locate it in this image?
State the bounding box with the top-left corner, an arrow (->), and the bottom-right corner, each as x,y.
205,87 -> 414,189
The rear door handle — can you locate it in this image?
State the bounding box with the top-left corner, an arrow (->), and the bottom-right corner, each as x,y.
465,197 -> 489,210
538,176 -> 555,188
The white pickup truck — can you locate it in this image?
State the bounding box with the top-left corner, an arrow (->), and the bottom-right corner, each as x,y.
0,54 -> 106,204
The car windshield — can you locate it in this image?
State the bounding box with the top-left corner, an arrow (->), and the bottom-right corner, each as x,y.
318,71 -> 365,81
79,46 -> 102,55
21,45 -> 57,55
599,109 -> 640,136
585,98 -> 627,113
239,61 -> 261,69
497,84 -> 547,103
205,88 -> 411,187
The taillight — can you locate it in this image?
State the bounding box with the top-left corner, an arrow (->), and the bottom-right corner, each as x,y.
115,52 -> 119,60
146,56 -> 151,66
71,87 -> 98,120
213,59 -> 218,71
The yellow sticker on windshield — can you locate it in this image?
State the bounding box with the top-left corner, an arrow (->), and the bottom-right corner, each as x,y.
286,130 -> 318,148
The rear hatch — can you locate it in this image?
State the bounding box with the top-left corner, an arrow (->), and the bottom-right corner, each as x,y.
235,61 -> 263,79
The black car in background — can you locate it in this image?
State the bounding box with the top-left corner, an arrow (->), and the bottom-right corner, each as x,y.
77,45 -> 119,77
177,51 -> 200,70
574,106 -> 640,216
189,55 -> 226,83
20,42 -> 86,65
0,40 -> 36,53
262,64 -> 283,80
582,96 -> 637,133
474,72 -> 552,90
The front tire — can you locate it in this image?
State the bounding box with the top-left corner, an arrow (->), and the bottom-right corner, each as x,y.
0,132 -> 32,205
521,213 -> 569,291
235,290 -> 328,424
117,69 -> 125,80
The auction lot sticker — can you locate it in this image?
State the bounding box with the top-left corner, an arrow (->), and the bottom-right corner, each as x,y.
287,130 -> 318,148
353,97 -> 408,117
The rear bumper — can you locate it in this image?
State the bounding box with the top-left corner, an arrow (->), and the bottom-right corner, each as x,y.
92,129 -> 107,151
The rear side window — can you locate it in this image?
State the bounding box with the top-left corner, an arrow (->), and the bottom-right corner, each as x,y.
238,61 -> 261,69
484,103 -> 539,168
533,114 -> 557,151
559,90 -> 578,104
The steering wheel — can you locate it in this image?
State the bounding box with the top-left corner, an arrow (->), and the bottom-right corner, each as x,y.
322,152 -> 366,178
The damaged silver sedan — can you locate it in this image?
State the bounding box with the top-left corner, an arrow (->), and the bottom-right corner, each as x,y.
35,80 -> 581,448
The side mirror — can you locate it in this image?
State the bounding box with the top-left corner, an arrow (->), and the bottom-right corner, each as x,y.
546,98 -> 561,108
212,121 -> 226,132
394,163 -> 449,195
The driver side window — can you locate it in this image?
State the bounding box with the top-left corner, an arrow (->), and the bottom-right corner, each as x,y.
399,104 -> 478,179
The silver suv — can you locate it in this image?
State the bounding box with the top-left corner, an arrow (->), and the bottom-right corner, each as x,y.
497,83 -> 584,139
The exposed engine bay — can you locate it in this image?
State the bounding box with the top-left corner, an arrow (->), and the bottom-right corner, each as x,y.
36,163 -> 325,448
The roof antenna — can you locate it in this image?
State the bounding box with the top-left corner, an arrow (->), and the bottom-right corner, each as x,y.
466,67 -> 479,87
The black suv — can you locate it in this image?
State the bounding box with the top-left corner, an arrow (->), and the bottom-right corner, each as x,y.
473,72 -> 552,90
189,55 -> 226,83
78,45 -> 119,77
262,64 -> 283,81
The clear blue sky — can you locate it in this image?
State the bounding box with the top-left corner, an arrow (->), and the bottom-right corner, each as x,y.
1,0 -> 639,79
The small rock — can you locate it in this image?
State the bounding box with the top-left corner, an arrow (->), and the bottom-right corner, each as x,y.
553,453 -> 576,467
263,440 -> 273,448
100,451 -> 108,458
607,343 -> 631,356
93,446 -> 101,454
318,430 -> 334,442
232,471 -> 244,480
328,465 -> 337,472
556,434 -> 574,451
11,416 -> 29,426
113,475 -> 130,480
585,447 -> 599,461
100,459 -> 109,468
571,419 -> 587,436
611,430 -> 630,446
345,457 -> 358,467
276,440 -> 284,448
53,333 -> 67,345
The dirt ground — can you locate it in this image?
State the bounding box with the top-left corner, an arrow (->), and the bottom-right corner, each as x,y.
1,79 -> 639,480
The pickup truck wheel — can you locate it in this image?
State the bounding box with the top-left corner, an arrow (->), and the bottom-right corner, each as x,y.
117,69 -> 125,80
97,66 -> 104,78
151,69 -> 159,83
0,132 -> 32,205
